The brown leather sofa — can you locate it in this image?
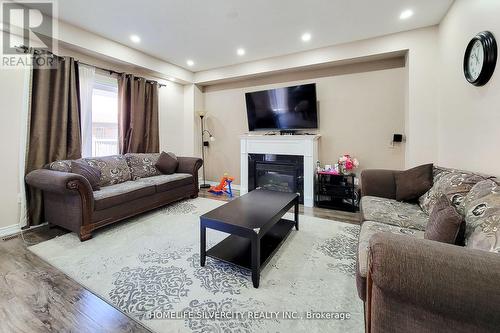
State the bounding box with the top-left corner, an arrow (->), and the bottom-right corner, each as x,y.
26,153 -> 202,241
358,167 -> 500,333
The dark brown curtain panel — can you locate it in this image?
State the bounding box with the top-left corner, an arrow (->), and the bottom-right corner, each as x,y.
118,74 -> 159,154
26,55 -> 82,226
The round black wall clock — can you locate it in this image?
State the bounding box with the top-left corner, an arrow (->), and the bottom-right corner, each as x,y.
463,31 -> 497,86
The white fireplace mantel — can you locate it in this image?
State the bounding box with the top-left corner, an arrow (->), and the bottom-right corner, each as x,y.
240,134 -> 320,207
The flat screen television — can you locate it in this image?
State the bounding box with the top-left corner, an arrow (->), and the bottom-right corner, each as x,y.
245,84 -> 318,131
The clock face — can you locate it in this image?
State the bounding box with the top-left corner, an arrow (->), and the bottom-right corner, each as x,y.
468,40 -> 484,81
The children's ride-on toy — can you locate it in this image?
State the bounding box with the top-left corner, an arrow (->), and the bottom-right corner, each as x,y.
208,173 -> 234,198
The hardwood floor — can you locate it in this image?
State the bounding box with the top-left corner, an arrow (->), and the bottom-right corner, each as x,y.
0,226 -> 150,333
0,189 -> 359,333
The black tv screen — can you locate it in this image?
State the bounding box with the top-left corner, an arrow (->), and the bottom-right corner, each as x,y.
245,84 -> 318,131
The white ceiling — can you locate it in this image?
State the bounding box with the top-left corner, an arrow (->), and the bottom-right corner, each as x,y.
53,0 -> 453,72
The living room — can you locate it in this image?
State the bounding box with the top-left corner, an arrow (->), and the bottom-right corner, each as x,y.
0,0 -> 499,332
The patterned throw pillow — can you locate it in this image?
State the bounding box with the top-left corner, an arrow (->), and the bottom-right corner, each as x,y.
462,179 -> 500,253
83,155 -> 132,187
419,170 -> 486,216
125,153 -> 162,180
47,159 -> 73,172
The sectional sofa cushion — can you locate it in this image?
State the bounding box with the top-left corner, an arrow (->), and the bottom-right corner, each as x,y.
92,181 -> 156,211
395,163 -> 433,201
419,170 -> 486,215
424,194 -> 463,244
462,179 -> 500,253
83,155 -> 132,187
71,160 -> 101,191
155,151 -> 178,175
124,153 -> 162,180
134,173 -> 193,192
358,221 -> 424,278
360,196 -> 429,231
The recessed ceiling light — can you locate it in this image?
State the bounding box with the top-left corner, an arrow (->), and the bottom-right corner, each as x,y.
237,48 -> 246,56
399,9 -> 414,20
186,59 -> 194,67
130,34 -> 141,43
301,33 -> 312,42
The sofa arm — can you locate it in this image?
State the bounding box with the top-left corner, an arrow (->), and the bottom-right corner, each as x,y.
26,169 -> 94,210
360,169 -> 397,199
177,157 -> 203,176
176,157 -> 203,190
368,233 -> 500,330
26,169 -> 91,193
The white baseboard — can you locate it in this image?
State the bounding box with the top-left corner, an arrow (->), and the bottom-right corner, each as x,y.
199,179 -> 241,190
0,224 -> 21,238
0,222 -> 48,240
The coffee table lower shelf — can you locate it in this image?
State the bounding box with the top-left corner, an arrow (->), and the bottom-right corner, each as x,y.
206,219 -> 295,272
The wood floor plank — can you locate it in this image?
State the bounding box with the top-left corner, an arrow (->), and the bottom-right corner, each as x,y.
0,298 -> 51,333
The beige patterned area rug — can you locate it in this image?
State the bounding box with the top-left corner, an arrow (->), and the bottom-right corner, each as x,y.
30,197 -> 363,333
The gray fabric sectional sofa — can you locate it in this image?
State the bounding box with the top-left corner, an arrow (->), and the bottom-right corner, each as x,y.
26,153 -> 202,241
357,166 -> 500,332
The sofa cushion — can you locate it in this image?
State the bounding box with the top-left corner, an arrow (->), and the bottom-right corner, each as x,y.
419,170 -> 487,216
361,196 -> 429,231
71,160 -> 101,191
358,221 -> 424,278
134,173 -> 193,192
93,181 -> 155,210
124,153 -> 162,180
394,163 -> 433,202
424,194 -> 463,244
83,155 -> 132,187
155,151 -> 178,175
462,179 -> 500,253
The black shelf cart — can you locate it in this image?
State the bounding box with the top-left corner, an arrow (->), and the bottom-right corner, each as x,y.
315,173 -> 359,212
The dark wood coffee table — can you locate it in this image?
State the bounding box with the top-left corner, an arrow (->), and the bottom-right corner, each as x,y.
200,189 -> 299,288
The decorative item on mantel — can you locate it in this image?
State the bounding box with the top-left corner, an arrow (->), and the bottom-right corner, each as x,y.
197,111 -> 216,189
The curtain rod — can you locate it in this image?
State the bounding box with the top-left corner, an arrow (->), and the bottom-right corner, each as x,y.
77,61 -> 166,87
16,45 -> 166,87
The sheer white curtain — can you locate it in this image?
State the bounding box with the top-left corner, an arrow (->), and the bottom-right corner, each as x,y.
18,55 -> 32,228
79,64 -> 95,158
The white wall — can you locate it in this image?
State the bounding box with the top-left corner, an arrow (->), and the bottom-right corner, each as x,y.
159,81 -> 186,155
437,0 -> 500,176
0,67 -> 27,231
182,84 -> 198,157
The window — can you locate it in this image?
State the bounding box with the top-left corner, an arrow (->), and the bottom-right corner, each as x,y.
91,74 -> 118,157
